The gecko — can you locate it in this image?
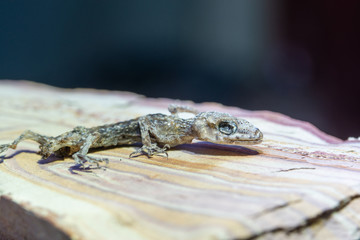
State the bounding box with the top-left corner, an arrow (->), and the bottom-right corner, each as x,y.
0,104 -> 263,167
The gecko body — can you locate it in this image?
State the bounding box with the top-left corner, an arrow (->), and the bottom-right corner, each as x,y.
0,105 -> 263,167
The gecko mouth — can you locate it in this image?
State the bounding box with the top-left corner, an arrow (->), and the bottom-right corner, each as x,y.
215,137 -> 262,146
234,138 -> 263,145
234,130 -> 263,145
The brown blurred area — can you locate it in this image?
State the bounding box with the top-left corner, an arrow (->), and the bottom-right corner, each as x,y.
281,1 -> 360,139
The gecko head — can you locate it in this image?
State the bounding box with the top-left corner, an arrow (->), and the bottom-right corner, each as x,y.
193,112 -> 263,145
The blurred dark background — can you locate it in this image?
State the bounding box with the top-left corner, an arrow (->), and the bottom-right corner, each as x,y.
0,1 -> 359,139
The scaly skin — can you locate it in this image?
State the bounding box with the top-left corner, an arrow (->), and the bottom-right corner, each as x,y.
0,105 -> 263,167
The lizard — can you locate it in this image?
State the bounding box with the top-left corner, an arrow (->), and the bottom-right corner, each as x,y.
0,104 -> 263,167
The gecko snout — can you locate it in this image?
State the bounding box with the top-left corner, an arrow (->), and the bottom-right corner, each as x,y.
254,129 -> 263,141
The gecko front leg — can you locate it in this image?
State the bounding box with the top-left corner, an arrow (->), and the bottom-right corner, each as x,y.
129,116 -> 169,158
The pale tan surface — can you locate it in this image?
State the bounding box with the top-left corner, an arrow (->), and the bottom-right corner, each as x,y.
1,81 -> 360,240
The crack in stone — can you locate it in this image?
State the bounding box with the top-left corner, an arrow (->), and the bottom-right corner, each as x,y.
252,199 -> 302,219
237,194 -> 360,240
276,167 -> 316,172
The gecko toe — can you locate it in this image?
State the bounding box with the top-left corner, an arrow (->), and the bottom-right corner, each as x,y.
129,148 -> 145,158
73,153 -> 107,169
130,145 -> 169,159
86,155 -> 109,168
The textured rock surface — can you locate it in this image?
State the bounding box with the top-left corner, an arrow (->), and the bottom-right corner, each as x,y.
0,81 -> 360,240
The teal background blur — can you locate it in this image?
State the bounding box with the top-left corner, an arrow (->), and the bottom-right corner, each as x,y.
0,1 -> 359,139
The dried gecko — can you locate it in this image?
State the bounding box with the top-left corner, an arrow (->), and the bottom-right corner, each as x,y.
0,105 -> 263,167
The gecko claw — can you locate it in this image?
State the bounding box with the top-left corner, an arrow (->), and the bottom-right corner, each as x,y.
73,153 -> 108,169
129,149 -> 142,158
129,144 -> 170,159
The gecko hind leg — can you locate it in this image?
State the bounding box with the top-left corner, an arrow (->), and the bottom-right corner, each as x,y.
168,104 -> 199,116
72,134 -> 109,169
0,130 -> 49,157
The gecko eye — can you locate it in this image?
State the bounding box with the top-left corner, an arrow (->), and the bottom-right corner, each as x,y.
218,121 -> 237,135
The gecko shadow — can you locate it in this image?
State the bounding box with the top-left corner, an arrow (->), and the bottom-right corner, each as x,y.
68,164 -> 104,174
0,149 -> 94,174
173,142 -> 260,156
0,150 -> 39,163
0,149 -> 66,165
37,155 -> 66,164
0,143 -> 260,172
37,154 -> 100,173
0,149 -> 106,173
